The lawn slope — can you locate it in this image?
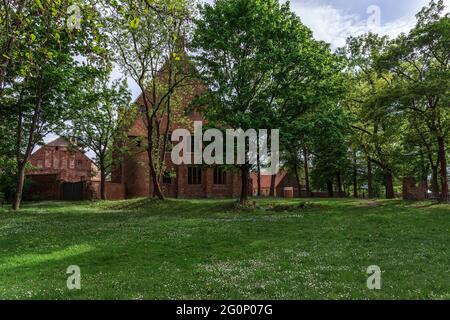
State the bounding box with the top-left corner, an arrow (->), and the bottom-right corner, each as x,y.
0,198 -> 449,299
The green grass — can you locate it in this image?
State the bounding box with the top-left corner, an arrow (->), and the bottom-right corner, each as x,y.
0,198 -> 449,300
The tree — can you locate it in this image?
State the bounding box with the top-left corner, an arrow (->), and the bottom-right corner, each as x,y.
309,109 -> 350,197
0,1 -> 105,210
0,0 -> 28,96
340,33 -> 402,199
398,116 -> 440,197
193,0 -> 339,203
278,52 -> 344,198
104,0 -> 193,200
62,74 -> 131,200
377,0 -> 449,202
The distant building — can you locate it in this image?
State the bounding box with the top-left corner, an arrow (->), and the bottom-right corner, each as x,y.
250,172 -> 301,197
25,137 -> 99,201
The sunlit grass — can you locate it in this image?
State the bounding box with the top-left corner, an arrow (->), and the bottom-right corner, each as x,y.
0,198 -> 449,299
0,244 -> 94,272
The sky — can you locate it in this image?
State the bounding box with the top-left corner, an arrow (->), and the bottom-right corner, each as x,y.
287,0 -> 449,49
111,0 -> 450,104
42,0 -> 449,156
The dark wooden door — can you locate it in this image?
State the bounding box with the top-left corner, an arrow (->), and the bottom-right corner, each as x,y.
62,182 -> 84,201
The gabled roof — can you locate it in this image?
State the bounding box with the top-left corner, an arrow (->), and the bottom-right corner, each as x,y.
31,137 -> 93,164
45,137 -> 71,147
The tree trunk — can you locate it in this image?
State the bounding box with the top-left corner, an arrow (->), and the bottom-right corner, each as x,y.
383,169 -> 395,199
100,166 -> 106,200
336,172 -> 343,195
240,165 -> 249,204
431,164 -> 439,199
303,148 -> 310,197
327,181 -> 333,197
139,80 -> 165,201
12,163 -> 26,210
293,161 -> 302,198
147,148 -> 164,200
256,138 -> 261,196
145,118 -> 164,200
257,168 -> 261,196
353,151 -> 358,198
12,77 -> 41,210
269,174 -> 276,197
420,130 -> 439,199
437,136 -> 448,203
367,158 -> 374,198
419,152 -> 428,187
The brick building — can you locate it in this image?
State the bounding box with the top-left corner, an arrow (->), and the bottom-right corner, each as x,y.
26,137 -> 100,200
111,90 -> 246,199
251,172 -> 302,197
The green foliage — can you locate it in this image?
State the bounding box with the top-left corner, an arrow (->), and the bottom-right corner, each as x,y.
104,0 -> 194,199
375,0 -> 449,201
193,0 -> 343,200
309,109 -> 351,190
1,0 -> 107,209
60,71 -> 132,197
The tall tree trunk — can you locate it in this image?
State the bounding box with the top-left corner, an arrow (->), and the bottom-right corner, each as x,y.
145,118 -> 164,200
420,130 -> 439,198
303,148 -> 310,197
293,160 -> 302,198
437,136 -> 448,203
431,165 -> 439,199
148,148 -> 164,200
367,158 -> 374,198
256,138 -> 261,196
336,172 -> 343,194
240,164 -> 249,204
268,134 -> 275,197
353,150 -> 358,198
12,162 -> 26,210
327,181 -> 333,197
139,80 -> 165,201
100,164 -> 106,200
269,174 -> 276,197
12,77 -> 41,210
419,152 -> 428,186
383,169 -> 395,199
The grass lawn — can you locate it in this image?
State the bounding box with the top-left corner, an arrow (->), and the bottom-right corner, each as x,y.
0,198 -> 449,300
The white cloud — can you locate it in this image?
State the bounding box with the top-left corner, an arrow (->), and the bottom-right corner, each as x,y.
289,1 -> 417,50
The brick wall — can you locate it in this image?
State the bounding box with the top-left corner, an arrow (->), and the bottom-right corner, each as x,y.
25,174 -> 61,201
276,174 -> 301,197
28,145 -> 97,183
87,181 -> 125,200
120,153 -> 245,199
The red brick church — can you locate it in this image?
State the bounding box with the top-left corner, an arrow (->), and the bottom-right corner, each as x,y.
111,92 -> 245,199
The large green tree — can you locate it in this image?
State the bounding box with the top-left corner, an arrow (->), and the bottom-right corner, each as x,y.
377,0 -> 449,202
104,0 -> 193,200
340,33 -> 402,199
308,108 -> 350,196
0,1 -> 105,209
62,73 -> 132,200
193,0 -> 340,203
